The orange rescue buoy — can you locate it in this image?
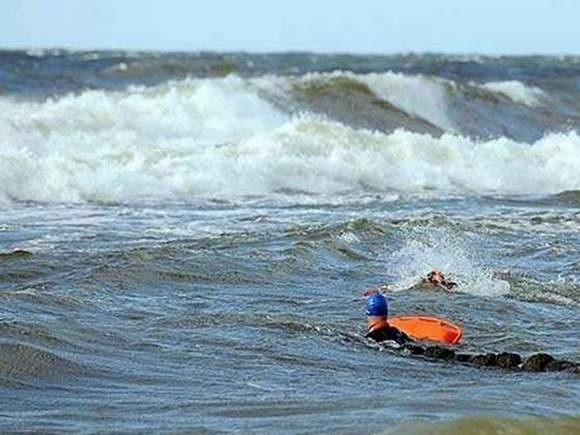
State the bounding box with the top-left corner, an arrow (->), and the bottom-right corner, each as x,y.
389,316 -> 463,345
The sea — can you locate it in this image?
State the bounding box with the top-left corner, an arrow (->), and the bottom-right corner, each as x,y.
0,50 -> 579,433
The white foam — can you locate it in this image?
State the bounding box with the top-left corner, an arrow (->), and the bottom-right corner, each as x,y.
0,76 -> 288,202
217,116 -> 580,197
0,81 -> 579,203
480,80 -> 546,107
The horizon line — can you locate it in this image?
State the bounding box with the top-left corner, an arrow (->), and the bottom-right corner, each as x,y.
2,45 -> 580,58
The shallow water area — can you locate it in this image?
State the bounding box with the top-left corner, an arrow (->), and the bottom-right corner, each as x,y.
1,196 -> 578,432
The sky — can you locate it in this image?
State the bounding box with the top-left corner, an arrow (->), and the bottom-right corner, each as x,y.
1,0 -> 579,54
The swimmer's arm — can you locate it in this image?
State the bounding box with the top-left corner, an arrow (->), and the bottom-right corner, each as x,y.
394,328 -> 411,345
424,278 -> 457,292
361,284 -> 390,297
441,281 -> 458,292
434,283 -> 452,292
363,282 -> 425,295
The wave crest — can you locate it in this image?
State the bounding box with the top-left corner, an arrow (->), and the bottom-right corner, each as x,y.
481,80 -> 546,107
1,106 -> 579,203
296,71 -> 453,130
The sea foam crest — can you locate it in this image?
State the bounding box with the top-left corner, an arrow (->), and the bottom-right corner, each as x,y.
0,80 -> 579,203
1,75 -> 286,148
226,117 -> 580,196
480,80 -> 546,107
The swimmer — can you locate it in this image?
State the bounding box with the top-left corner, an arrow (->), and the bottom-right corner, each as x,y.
364,294 -> 410,345
362,294 -> 579,373
423,270 -> 457,291
362,270 -> 457,297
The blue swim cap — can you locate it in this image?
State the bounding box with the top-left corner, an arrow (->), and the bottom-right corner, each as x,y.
366,294 -> 388,316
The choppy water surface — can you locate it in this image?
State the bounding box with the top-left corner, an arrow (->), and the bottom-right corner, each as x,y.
0,51 -> 579,433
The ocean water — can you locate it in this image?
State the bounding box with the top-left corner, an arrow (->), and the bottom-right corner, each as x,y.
0,51 -> 579,433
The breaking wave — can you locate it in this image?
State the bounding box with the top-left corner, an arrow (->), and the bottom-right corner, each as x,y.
296,71 -> 453,130
480,80 -> 546,107
0,75 -> 579,203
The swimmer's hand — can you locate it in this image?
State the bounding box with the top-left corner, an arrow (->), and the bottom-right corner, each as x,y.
421,277 -> 457,292
438,281 -> 457,292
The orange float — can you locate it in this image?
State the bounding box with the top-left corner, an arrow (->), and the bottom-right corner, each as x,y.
389,316 -> 463,345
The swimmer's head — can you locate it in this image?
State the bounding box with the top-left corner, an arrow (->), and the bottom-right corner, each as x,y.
427,270 -> 446,285
366,294 -> 388,317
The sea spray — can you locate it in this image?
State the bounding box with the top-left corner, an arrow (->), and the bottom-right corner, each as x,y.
389,225 -> 510,297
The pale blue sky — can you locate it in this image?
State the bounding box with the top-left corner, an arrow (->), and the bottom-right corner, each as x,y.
1,0 -> 579,54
